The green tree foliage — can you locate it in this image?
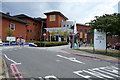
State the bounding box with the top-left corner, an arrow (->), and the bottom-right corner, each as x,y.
64,30 -> 69,38
50,30 -> 57,38
5,28 -> 14,37
88,13 -> 120,36
58,30 -> 64,37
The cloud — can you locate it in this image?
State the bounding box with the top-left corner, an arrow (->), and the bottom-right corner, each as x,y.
1,0 -> 119,24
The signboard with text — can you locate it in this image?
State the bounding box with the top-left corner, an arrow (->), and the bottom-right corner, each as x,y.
94,29 -> 106,50
6,37 -> 16,41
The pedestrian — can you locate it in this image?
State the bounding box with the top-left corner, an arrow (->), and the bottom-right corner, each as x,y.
23,39 -> 26,46
21,38 -> 24,46
9,39 -> 12,46
70,39 -> 72,48
16,37 -> 20,46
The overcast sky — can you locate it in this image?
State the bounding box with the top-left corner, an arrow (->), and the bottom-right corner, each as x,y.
1,0 -> 119,24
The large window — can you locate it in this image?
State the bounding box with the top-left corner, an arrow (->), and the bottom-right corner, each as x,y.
85,29 -> 87,33
50,15 -> 56,21
10,24 -> 15,30
80,29 -> 82,32
27,30 -> 29,32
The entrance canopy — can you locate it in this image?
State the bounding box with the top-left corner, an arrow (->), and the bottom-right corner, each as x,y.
44,27 -> 73,34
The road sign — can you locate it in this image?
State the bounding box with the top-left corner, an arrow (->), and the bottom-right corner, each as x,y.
43,33 -> 46,36
73,33 -> 75,36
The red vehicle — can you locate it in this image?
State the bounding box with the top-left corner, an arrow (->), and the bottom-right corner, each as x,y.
112,43 -> 120,50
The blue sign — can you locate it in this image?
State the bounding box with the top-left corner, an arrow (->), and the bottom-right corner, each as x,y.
20,36 -> 22,38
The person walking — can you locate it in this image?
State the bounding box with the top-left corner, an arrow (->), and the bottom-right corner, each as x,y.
16,37 -> 20,46
21,38 -> 24,46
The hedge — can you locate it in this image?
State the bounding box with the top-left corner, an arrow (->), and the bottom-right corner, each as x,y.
34,41 -> 68,47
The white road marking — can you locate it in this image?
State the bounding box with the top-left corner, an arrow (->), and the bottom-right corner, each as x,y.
111,66 -> 120,70
88,69 -> 113,78
38,77 -> 44,80
56,60 -> 60,62
73,66 -> 119,79
92,68 -> 119,77
100,66 -> 119,74
44,75 -> 59,80
4,54 -> 21,65
73,71 -> 91,78
57,55 -> 85,64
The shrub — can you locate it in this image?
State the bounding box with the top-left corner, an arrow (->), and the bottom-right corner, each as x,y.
2,40 -> 16,43
34,41 -> 68,47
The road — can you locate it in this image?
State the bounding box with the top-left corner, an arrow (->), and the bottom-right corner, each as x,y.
1,46 -> 120,80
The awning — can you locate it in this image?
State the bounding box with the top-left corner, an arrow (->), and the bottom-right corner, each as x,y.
44,27 -> 73,33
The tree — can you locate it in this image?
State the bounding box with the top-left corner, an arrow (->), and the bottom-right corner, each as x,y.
64,30 -> 69,42
5,28 -> 14,37
88,13 -> 120,36
50,30 -> 57,41
58,30 -> 64,37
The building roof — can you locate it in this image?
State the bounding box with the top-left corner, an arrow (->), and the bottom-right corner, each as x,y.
0,12 -> 28,24
13,14 -> 41,22
76,23 -> 90,27
44,11 -> 68,20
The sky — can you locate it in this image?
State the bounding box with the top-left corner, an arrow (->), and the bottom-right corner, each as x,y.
1,0 -> 119,24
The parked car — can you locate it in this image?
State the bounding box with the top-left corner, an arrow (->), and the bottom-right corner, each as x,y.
0,40 -> 3,46
112,43 -> 120,50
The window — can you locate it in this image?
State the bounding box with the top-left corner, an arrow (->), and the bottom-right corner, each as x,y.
80,29 -> 82,32
27,30 -> 29,32
33,23 -> 37,26
30,39 -> 32,40
67,25 -> 69,27
50,15 -> 56,21
10,24 -> 15,30
30,30 -> 32,32
85,29 -> 87,33
64,25 -> 65,27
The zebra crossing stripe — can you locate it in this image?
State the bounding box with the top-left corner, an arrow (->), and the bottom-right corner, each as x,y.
73,66 -> 119,79
100,66 -> 119,74
73,71 -> 91,78
92,68 -> 120,77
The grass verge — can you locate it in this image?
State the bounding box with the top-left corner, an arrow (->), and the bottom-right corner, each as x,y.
74,49 -> 120,58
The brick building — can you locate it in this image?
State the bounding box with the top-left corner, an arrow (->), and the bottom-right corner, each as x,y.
0,12 -> 28,41
0,11 -> 90,42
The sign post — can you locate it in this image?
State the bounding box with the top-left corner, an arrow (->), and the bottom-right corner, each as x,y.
94,29 -> 106,50
43,33 -> 46,47
72,33 -> 75,49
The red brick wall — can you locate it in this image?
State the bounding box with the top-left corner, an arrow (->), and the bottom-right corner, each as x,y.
2,18 -> 26,41
76,24 -> 90,40
46,14 -> 66,28
19,18 -> 41,41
